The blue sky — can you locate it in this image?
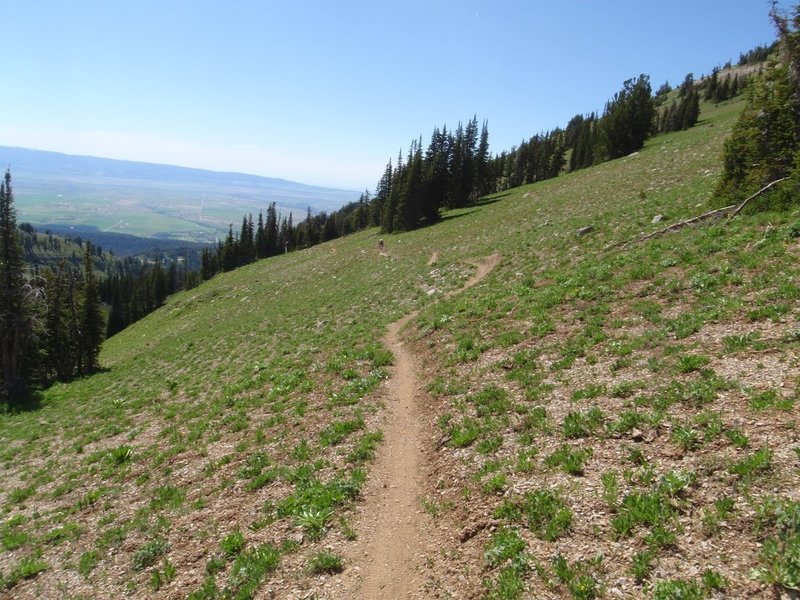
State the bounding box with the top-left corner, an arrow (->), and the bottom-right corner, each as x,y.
0,1 -> 789,191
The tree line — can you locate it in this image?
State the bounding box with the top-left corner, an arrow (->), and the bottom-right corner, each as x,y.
210,55 -> 761,271
20,222 -> 203,339
323,65 -> 749,235
0,171 -> 104,402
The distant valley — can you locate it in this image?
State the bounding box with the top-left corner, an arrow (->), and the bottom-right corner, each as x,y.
1,146 -> 358,244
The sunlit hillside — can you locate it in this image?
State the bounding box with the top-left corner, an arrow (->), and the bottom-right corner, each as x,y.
2,94 -> 800,599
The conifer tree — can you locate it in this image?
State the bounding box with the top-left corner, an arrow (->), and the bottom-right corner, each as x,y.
475,120 -> 491,197
600,75 -> 655,159
569,114 -> 597,171
265,202 -> 278,257
106,275 -> 127,338
255,211 -> 266,258
280,213 -> 293,252
422,127 -> 450,223
393,141 -> 425,231
79,242 -> 104,374
372,160 -> 392,227
449,116 -> 479,207
704,67 -> 720,101
201,247 -> 218,280
381,151 -> 403,232
0,170 -> 31,398
221,225 -> 237,271
151,260 -> 167,307
43,263 -> 75,380
238,216 -> 253,266
714,3 -> 800,205
302,206 -> 319,247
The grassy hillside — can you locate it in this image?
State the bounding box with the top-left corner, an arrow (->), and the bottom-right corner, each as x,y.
2,95 -> 799,598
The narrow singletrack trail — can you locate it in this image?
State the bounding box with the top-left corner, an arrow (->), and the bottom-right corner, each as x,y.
346,253 -> 500,599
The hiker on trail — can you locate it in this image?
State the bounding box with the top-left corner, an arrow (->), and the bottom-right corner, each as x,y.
378,239 -> 384,253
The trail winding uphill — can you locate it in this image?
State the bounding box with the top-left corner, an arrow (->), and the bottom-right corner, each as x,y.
337,254 -> 501,599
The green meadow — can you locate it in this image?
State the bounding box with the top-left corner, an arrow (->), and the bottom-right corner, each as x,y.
2,95 -> 800,598
17,194 -> 219,241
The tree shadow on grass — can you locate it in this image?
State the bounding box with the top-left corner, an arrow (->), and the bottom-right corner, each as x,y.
1,392 -> 42,414
474,193 -> 511,207
391,192 -> 512,232
1,366 -> 113,415
438,194 -> 510,222
439,208 -> 480,223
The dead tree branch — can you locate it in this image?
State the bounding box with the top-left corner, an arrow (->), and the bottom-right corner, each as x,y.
611,177 -> 790,250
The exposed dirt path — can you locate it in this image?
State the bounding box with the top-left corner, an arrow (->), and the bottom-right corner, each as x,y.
343,253 -> 501,599
458,254 -> 501,297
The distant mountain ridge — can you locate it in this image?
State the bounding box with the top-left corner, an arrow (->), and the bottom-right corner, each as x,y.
0,146 -> 357,243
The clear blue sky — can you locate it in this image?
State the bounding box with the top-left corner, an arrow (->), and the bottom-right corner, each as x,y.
0,1 -> 789,191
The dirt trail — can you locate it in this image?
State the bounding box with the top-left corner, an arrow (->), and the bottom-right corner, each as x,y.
346,253 -> 500,599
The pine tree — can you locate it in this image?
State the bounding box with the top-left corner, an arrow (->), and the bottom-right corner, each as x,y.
302,206 -> 318,247
714,3 -> 800,206
372,160 -> 393,227
422,127 -> 449,223
201,247 -> 218,280
0,170 -> 31,398
106,275 -> 127,338
151,260 -> 167,307
265,203 -> 278,257
704,67 -> 720,101
221,225 -> 237,271
682,86 -> 700,129
43,263 -> 75,380
450,116 -> 479,207
569,114 -> 597,171
475,120 -> 491,197
448,122 -> 465,208
255,211 -> 266,259
79,242 -> 104,374
381,151 -> 404,232
393,141 -> 424,231
238,216 -> 253,266
600,75 -> 655,159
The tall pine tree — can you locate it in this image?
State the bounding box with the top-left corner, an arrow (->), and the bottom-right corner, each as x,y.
0,170 -> 32,398
79,242 -> 104,374
714,3 -> 800,205
600,75 -> 656,159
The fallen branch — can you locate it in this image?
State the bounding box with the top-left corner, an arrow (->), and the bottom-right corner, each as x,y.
612,177 -> 790,249
726,176 -> 789,220
615,204 -> 735,249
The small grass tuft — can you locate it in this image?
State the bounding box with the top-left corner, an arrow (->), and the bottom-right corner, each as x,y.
220,528 -> 246,557
495,489 -> 573,541
307,550 -> 343,574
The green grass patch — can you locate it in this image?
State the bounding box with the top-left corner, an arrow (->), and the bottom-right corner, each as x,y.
544,444 -> 593,476
319,417 -> 365,446
132,537 -> 169,571
748,388 -> 794,411
562,407 -> 605,439
484,527 -> 527,568
225,543 -> 280,599
495,489 -> 573,541
729,447 -> 773,481
2,553 -> 49,589
307,550 -> 343,574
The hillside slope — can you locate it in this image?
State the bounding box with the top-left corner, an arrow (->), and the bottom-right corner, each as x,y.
2,96 -> 799,599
